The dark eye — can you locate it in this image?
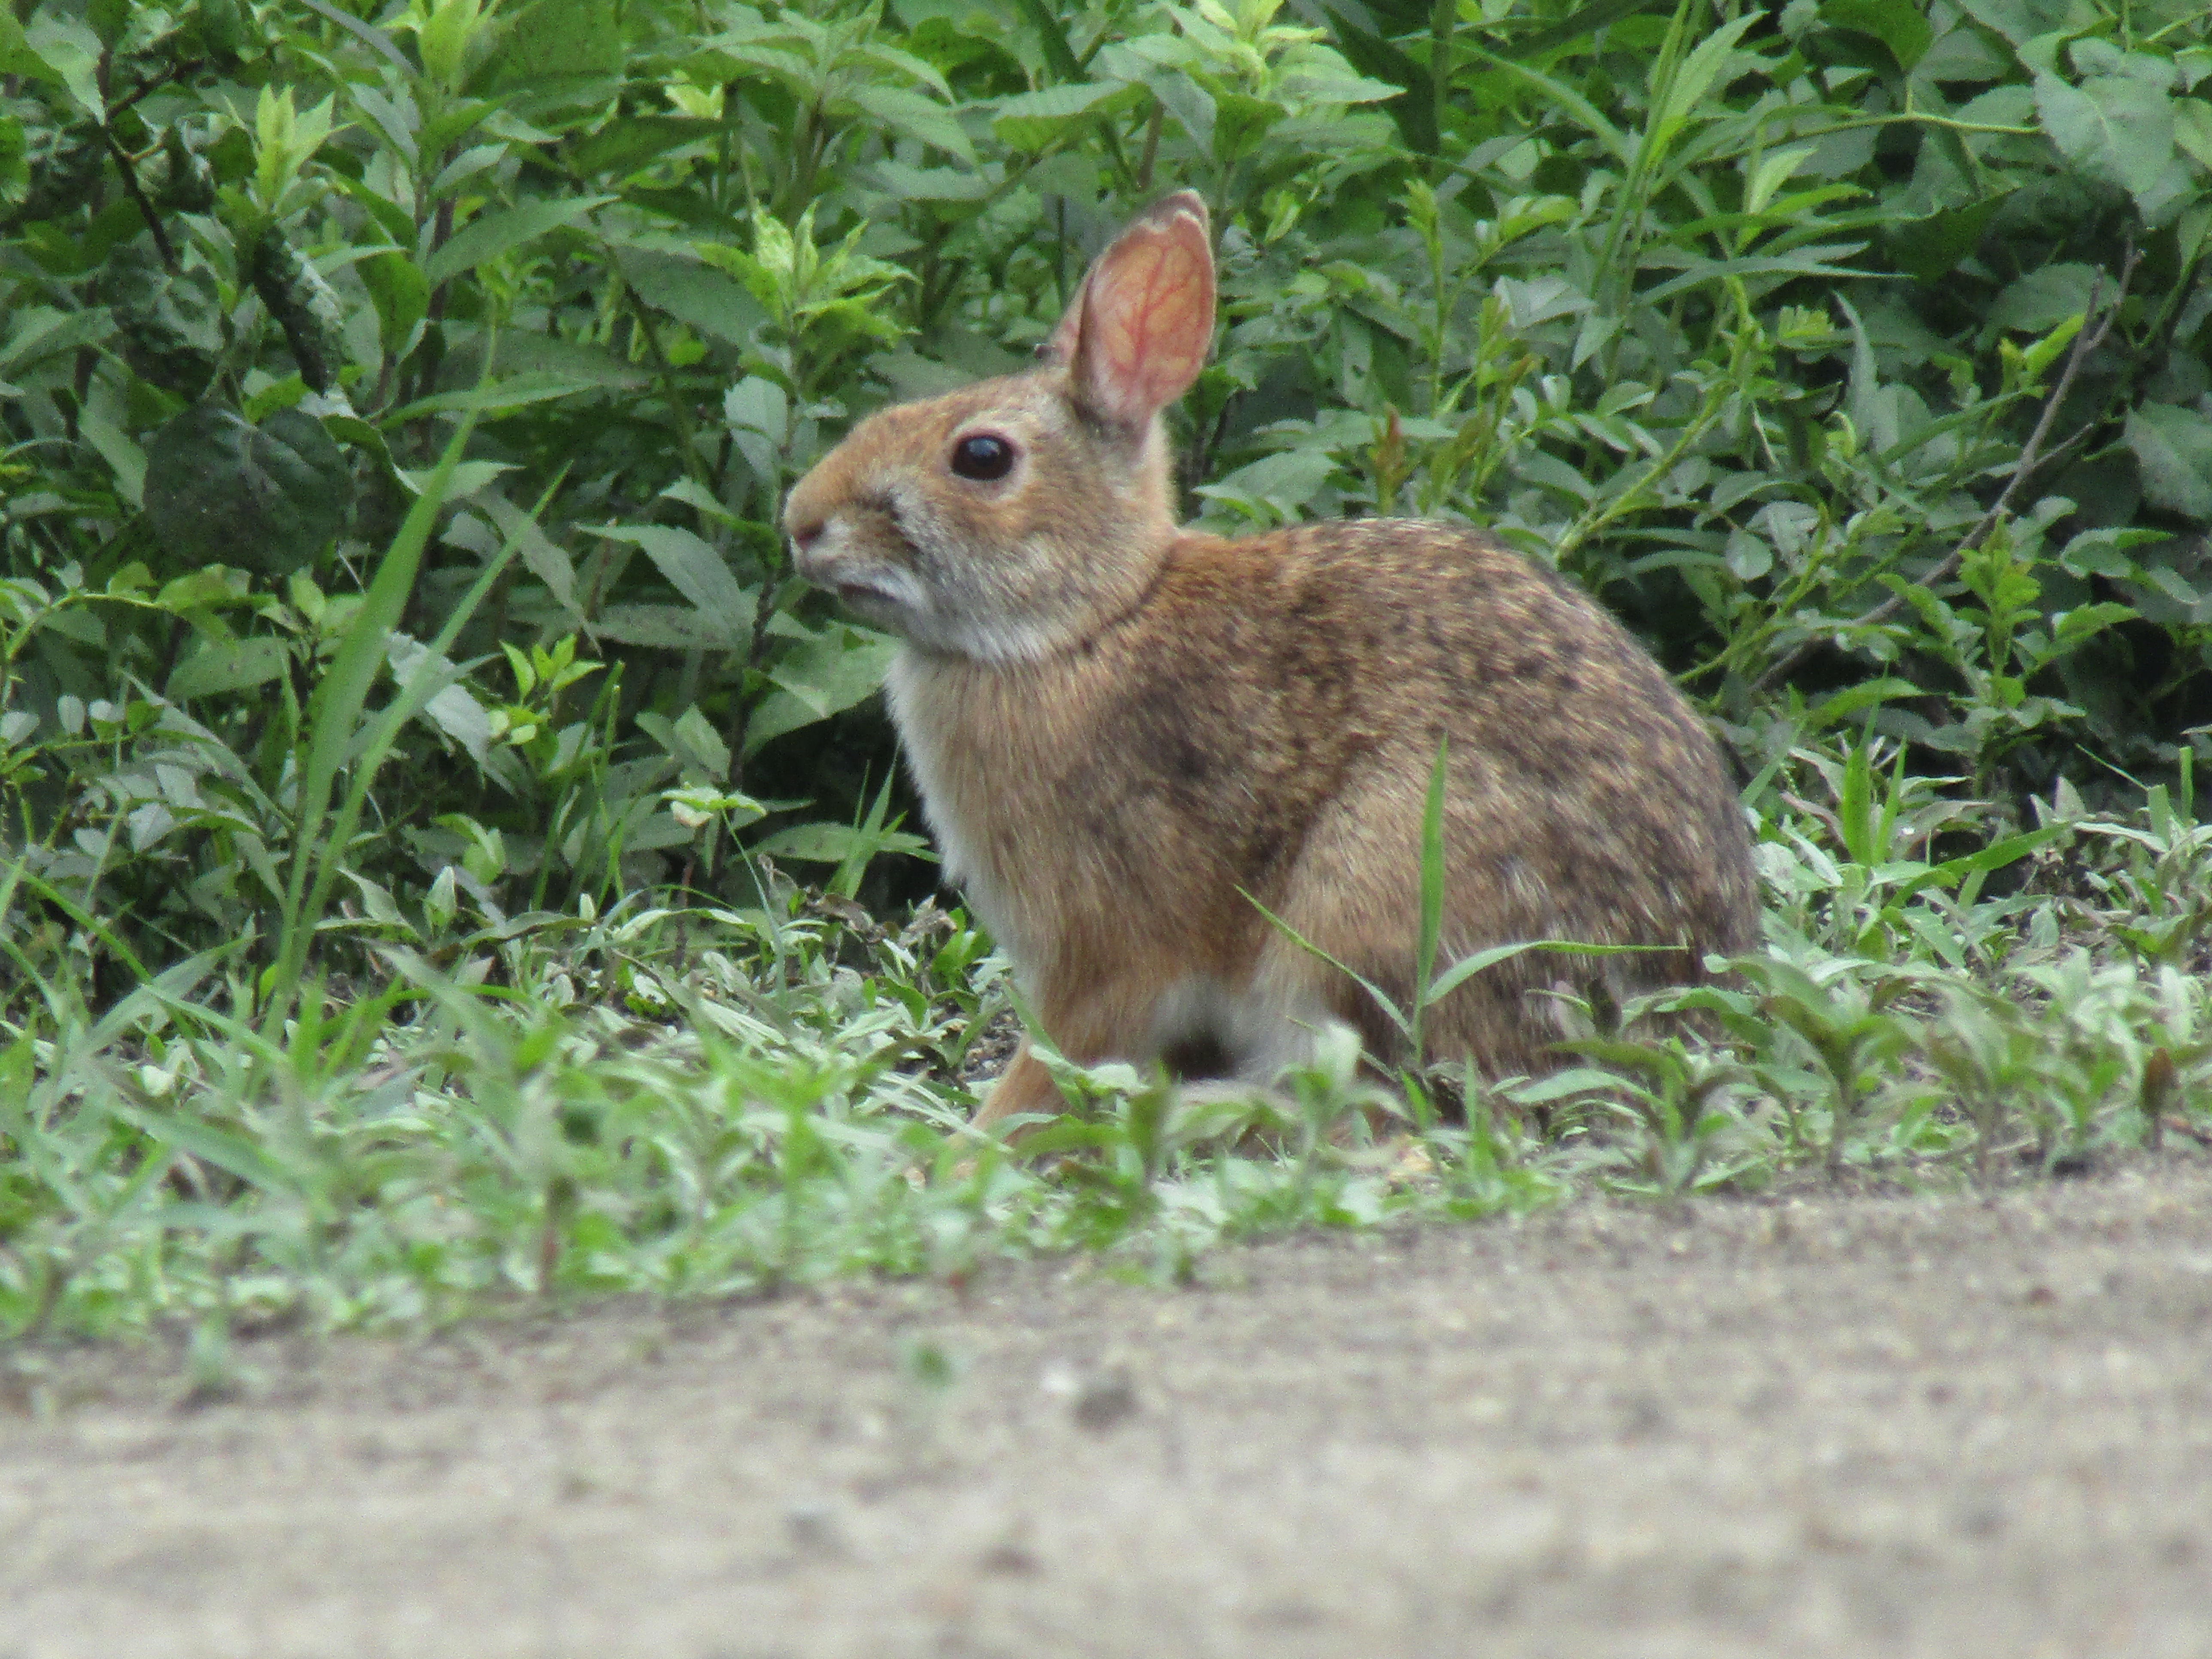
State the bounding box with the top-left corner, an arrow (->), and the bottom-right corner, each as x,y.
950,433 -> 1015,481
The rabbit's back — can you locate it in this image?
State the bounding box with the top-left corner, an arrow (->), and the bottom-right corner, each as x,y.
889,517 -> 1756,1080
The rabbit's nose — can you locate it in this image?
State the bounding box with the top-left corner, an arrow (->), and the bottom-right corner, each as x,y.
788,516 -> 825,553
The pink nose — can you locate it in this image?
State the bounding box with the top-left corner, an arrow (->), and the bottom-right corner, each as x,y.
788,517 -> 825,553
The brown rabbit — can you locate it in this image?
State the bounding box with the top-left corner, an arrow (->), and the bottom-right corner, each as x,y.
783,191 -> 1758,1130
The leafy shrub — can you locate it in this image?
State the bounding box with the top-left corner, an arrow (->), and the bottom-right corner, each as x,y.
4,0 -> 2209,998
2,0 -> 2212,1332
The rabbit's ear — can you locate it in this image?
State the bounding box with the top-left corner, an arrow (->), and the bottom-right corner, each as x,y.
1045,191 -> 1215,431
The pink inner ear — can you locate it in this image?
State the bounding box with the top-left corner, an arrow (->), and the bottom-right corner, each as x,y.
1073,213 -> 1215,427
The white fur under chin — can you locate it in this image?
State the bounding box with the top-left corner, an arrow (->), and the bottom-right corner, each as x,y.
901,610 -> 1063,665
882,649 -> 1030,960
808,517 -> 1065,666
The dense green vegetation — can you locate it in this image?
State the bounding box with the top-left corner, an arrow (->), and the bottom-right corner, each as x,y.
2,0 -> 2210,1338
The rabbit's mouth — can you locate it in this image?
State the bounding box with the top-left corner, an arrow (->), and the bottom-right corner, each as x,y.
833,576 -> 902,612
823,569 -> 926,634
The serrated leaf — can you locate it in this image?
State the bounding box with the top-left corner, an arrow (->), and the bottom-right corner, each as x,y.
1821,0 -> 1933,72
565,115 -> 720,179
1885,193 -> 2009,283
723,375 -> 788,483
588,524 -> 751,642
144,405 -> 352,574
1987,262 -> 2097,334
754,821 -> 930,864
618,248 -> 768,345
591,604 -> 748,650
395,460 -> 515,497
358,251 -> 428,359
165,635 -> 292,700
0,306 -> 113,375
22,12 -> 101,114
383,371 -> 601,422
388,634 -> 490,764
422,194 -> 616,287
860,158 -> 990,201
2125,403 -> 2212,520
744,627 -> 897,753
0,11 -> 52,80
478,493 -> 579,614
845,83 -> 973,162
2036,72 -> 2174,208
2176,98 -> 2212,172
636,707 -> 726,783
991,81 -> 1139,150
850,39 -> 954,101
489,0 -> 623,108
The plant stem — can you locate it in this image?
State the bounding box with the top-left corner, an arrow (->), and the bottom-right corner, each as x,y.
1751,246 -> 2138,696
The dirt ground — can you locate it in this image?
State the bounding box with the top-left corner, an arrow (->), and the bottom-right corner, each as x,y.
4,1163 -> 2212,1659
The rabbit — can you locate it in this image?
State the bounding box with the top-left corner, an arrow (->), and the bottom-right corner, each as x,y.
782,190 -> 1759,1131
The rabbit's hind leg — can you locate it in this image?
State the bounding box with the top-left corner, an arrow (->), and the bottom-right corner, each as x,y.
970,1037 -> 1063,1131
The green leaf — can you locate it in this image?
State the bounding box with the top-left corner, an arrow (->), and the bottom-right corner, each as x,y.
1316,3 -> 1428,153
1425,939 -> 1673,1006
1652,13 -> 1762,153
844,84 -> 973,162
0,11 -> 53,79
488,0 -> 624,112
1008,0 -> 1082,82
165,635 -> 292,701
1242,885 -> 1408,1042
1885,193 -> 2009,283
265,417 -> 481,1027
395,459 -> 515,497
2051,601 -> 2138,648
2125,404 -> 2212,520
358,251 -> 428,359
383,371 -> 603,422
1986,263 -> 2097,334
143,406 -> 353,574
565,115 -> 721,179
21,12 -> 101,113
638,704 -> 730,781
1415,737 -> 1446,1027
591,604 -> 748,650
1904,823 -> 2070,896
617,249 -> 769,346
2176,98 -> 2212,173
991,82 -> 1141,151
422,194 -> 616,287
754,821 -> 930,864
587,524 -> 751,641
744,627 -> 898,754
0,306 -> 113,376
1469,48 -> 1635,168
2035,73 -> 2175,209
1821,0 -> 1933,72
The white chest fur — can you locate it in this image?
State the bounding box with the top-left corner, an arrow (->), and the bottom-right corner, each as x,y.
883,649 -> 1033,966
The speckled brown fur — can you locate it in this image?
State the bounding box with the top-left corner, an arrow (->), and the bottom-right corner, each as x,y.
783,192 -> 1757,1128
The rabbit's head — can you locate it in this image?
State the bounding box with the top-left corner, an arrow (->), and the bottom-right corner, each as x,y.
782,191 -> 1216,662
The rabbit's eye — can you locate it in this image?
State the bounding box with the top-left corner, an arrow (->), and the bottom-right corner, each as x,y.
950,434 -> 1016,481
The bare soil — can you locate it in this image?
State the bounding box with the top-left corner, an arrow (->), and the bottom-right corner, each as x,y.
5,1162 -> 2212,1659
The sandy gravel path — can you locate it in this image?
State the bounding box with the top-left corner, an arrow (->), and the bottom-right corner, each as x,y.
4,1161 -> 2210,1658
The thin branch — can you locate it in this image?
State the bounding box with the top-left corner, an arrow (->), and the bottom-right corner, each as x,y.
1752,244 -> 2138,696
107,57 -> 205,119
1135,97 -> 1164,194
101,129 -> 178,272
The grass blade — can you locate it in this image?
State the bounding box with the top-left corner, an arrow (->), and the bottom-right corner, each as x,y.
1413,735 -> 1448,1062
267,416 -> 476,1031
1425,938 -> 1676,1004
